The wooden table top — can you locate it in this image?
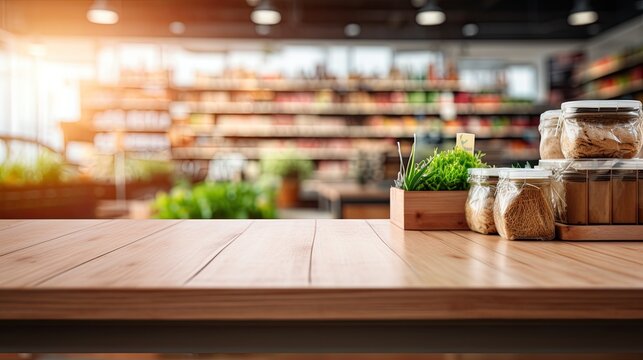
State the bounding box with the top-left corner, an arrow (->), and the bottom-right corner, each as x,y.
0,219 -> 642,321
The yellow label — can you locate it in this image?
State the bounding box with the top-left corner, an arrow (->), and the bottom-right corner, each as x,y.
456,133 -> 475,154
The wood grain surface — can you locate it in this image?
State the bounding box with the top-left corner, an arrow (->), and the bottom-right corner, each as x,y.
0,219 -> 642,320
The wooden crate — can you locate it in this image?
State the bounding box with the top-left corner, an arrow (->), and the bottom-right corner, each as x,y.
555,223 -> 643,241
389,187 -> 469,230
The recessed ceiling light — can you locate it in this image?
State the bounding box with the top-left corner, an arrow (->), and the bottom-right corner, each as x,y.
169,21 -> 186,35
251,0 -> 281,25
344,23 -> 361,37
87,0 -> 119,25
416,0 -> 445,26
568,0 -> 598,26
462,23 -> 478,37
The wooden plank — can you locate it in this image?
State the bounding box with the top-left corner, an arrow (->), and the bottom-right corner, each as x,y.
453,230 -> 643,286
0,288 -> 642,320
0,220 -> 104,256
567,241 -> 643,265
309,219 -> 423,287
189,220 -> 315,287
0,220 -> 23,231
40,220 -> 252,287
369,221 -> 539,287
0,220 -> 180,287
556,223 -> 643,241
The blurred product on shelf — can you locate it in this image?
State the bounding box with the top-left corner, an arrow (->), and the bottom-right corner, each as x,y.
575,45 -> 643,100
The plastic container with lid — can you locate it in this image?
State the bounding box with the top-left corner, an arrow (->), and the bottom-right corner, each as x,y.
493,169 -> 555,240
465,168 -> 504,234
560,100 -> 643,159
538,159 -> 643,225
538,109 -> 564,159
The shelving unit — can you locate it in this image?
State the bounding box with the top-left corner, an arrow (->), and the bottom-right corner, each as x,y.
576,45 -> 643,100
74,70 -> 544,182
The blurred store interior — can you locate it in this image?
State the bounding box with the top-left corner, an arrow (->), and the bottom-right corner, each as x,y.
0,0 -> 642,219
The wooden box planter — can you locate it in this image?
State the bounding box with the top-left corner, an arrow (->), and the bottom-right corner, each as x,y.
389,187 -> 469,230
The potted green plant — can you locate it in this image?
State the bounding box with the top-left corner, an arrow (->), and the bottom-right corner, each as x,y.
391,136 -> 487,230
153,181 -> 277,219
261,152 -> 313,208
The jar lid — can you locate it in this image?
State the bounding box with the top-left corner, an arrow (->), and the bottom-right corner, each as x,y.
561,100 -> 642,113
499,169 -> 551,180
468,167 -> 506,177
540,109 -> 561,122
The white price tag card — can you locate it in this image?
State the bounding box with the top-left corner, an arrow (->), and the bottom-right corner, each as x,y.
456,133 -> 475,154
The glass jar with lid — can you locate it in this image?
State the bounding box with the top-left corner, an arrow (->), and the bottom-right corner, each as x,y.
539,109 -> 564,159
560,100 -> 642,159
493,169 -> 555,240
465,168 -> 504,234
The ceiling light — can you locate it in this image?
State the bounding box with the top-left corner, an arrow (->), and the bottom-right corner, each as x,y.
462,23 -> 478,37
251,0 -> 281,25
568,0 -> 598,26
416,0 -> 445,26
169,21 -> 186,35
87,0 -> 119,25
344,23 -> 361,37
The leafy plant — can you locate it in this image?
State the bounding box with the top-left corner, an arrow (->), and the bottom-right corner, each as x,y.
153,181 -> 277,219
422,148 -> 487,191
395,136 -> 487,191
0,152 -> 70,186
394,136 -> 430,191
261,151 -> 313,180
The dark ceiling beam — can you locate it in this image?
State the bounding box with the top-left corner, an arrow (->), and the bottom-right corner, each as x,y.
0,0 -> 640,40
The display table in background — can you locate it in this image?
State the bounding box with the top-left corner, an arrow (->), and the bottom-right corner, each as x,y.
315,183 -> 390,218
0,219 -> 641,352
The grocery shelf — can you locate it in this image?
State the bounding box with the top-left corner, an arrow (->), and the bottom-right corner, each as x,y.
574,51 -> 643,85
79,74 -> 543,182
579,78 -> 643,100
93,128 -> 170,134
212,125 -> 419,138
82,101 -> 171,111
173,79 -> 492,92
171,146 -> 387,160
180,101 -> 542,116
